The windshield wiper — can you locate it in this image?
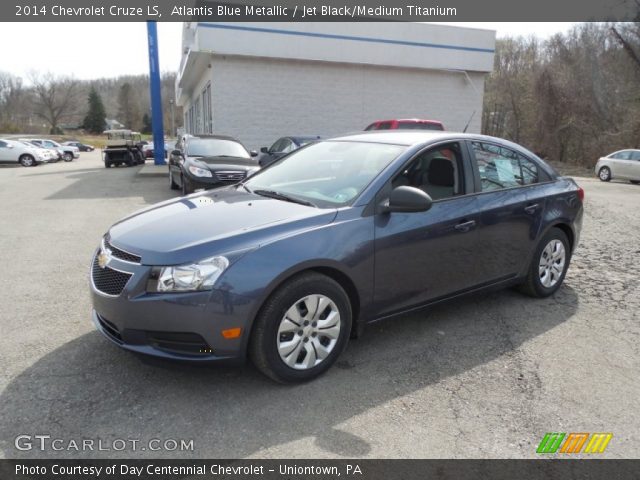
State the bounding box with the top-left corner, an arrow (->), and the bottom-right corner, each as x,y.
253,189 -> 316,207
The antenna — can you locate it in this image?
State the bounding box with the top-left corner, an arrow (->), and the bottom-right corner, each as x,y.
463,110 -> 476,133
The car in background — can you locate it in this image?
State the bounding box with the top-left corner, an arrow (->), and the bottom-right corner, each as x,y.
595,149 -> 640,184
258,136 -> 322,167
63,141 -> 95,152
0,139 -> 49,166
365,119 -> 445,131
17,141 -> 57,163
91,131 -> 583,382
20,139 -> 62,162
143,140 -> 176,159
29,139 -> 79,162
169,134 -> 259,195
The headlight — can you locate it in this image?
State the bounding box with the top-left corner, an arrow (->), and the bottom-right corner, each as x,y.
188,165 -> 212,178
153,256 -> 229,292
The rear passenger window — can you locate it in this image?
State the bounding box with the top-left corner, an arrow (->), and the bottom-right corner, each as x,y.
471,142 -> 539,191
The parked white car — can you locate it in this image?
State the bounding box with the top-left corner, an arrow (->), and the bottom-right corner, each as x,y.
595,149 -> 640,184
17,141 -> 56,163
0,139 -> 49,166
30,138 -> 80,162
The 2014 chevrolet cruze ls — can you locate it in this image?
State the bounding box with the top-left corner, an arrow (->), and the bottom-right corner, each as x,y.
91,131 -> 584,383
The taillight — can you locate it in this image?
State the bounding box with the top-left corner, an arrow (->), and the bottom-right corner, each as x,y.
577,187 -> 584,202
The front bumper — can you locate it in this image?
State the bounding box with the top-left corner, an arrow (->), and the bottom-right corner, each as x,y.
90,250 -> 254,363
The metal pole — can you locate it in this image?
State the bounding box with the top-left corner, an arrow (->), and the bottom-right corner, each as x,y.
169,99 -> 175,137
146,21 -> 165,166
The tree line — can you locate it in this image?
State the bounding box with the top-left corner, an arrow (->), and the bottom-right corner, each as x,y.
0,72 -> 181,135
482,22 -> 640,166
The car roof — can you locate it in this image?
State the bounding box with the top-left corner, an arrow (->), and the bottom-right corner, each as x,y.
373,118 -> 443,124
329,130 -> 540,154
187,134 -> 239,142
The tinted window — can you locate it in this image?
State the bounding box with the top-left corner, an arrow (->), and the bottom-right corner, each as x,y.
392,143 -> 462,200
397,121 -> 444,131
371,122 -> 392,130
630,151 -> 640,161
280,139 -> 296,154
246,141 -> 404,208
0,140 -> 7,148
269,138 -> 288,153
186,138 -> 249,158
471,142 -> 539,191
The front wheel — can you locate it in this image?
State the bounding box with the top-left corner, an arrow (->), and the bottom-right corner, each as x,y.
63,152 -> 73,162
630,180 -> 640,185
598,166 -> 611,182
518,228 -> 571,298
249,272 -> 352,383
169,170 -> 179,190
19,155 -> 35,167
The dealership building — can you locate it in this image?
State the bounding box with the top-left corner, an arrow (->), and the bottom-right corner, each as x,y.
175,22 -> 496,150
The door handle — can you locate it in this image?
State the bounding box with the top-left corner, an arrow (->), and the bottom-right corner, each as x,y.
454,220 -> 476,232
524,203 -> 539,215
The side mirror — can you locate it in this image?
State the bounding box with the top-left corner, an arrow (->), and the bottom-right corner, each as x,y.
250,150 -> 258,157
382,186 -> 433,213
260,147 -> 268,153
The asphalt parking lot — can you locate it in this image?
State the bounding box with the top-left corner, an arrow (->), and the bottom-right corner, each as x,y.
0,151 -> 638,459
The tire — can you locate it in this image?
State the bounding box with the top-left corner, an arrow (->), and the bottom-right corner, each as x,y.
126,152 -> 135,167
598,166 -> 611,182
181,175 -> 191,195
63,152 -> 73,162
630,180 -> 640,185
518,227 -> 571,298
169,170 -> 179,190
105,162 -> 112,168
249,272 -> 352,383
19,154 -> 35,167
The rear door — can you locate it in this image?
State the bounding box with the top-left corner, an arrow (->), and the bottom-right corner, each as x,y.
468,140 -> 549,281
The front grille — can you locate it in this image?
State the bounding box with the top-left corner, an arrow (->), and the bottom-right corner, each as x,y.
96,314 -> 123,343
147,332 -> 213,357
104,236 -> 141,263
92,255 -> 133,296
215,170 -> 246,183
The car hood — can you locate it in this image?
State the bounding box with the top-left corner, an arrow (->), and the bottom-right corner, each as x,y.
107,187 -> 337,265
189,156 -> 258,169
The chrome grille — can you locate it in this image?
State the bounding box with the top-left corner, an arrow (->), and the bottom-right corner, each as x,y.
215,170 -> 246,183
104,236 -> 141,264
92,254 -> 133,296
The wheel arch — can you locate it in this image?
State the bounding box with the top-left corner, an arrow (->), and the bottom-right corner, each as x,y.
242,262 -> 363,357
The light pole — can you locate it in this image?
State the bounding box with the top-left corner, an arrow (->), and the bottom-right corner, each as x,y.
169,99 -> 175,137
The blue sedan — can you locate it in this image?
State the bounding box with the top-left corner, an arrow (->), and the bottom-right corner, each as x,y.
90,131 -> 583,382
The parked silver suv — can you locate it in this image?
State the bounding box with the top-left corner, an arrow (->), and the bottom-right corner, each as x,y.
595,149 -> 640,184
0,139 -> 49,166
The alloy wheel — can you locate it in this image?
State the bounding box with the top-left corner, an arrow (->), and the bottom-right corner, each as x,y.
539,239 -> 566,288
277,294 -> 341,370
599,168 -> 610,181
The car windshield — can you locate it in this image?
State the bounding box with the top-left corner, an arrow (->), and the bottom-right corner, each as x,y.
187,139 -> 249,158
397,122 -> 443,131
244,141 -> 405,208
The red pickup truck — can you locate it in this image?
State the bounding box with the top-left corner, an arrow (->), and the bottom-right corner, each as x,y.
365,119 -> 445,131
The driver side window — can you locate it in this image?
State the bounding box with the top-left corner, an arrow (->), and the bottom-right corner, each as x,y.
391,142 -> 463,201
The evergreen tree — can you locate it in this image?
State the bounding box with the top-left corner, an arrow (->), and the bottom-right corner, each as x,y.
142,113 -> 152,134
118,82 -> 140,130
83,87 -> 106,133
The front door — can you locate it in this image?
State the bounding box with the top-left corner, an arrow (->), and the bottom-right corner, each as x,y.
373,141 -> 482,316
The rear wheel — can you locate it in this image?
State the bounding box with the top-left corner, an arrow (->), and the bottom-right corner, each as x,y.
249,272 -> 352,383
598,166 -> 611,182
518,228 -> 570,298
631,180 -> 640,185
19,154 -> 35,167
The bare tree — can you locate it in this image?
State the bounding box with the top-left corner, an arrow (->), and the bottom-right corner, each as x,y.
29,72 -> 80,134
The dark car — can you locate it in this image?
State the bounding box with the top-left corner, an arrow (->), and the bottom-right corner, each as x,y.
168,134 -> 259,195
63,141 -> 95,152
91,131 -> 583,383
365,119 -> 445,131
258,136 -> 322,167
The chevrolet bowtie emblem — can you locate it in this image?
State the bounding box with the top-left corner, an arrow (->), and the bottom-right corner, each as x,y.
97,249 -> 111,269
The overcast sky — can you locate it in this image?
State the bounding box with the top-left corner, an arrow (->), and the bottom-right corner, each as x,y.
0,22 -> 578,81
